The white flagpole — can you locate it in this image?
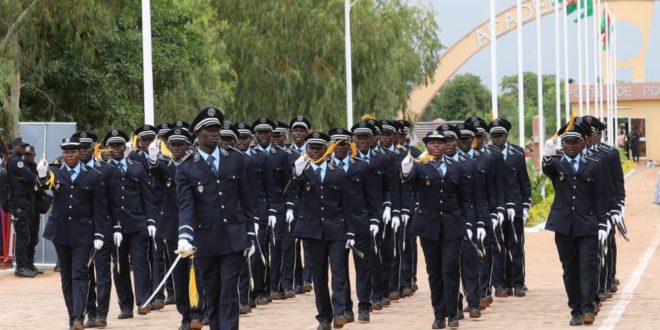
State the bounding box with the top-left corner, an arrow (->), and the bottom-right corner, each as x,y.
344,0 -> 354,129
536,0 -> 544,162
517,0 -> 524,146
554,0 -> 561,131
592,0 -> 600,120
598,0 -> 605,121
490,0 -> 499,119
577,0 -> 584,115
583,0 -> 590,115
563,0 -> 571,122
605,3 -> 612,144
613,13 -> 618,147
141,0 -> 154,125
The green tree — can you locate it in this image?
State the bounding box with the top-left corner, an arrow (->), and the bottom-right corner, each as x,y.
215,0 -> 442,129
423,73 -> 491,122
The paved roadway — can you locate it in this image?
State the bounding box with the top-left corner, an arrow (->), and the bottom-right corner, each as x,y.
1,166 -> 659,329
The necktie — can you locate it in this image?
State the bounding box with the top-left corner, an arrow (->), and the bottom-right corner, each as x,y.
436,161 -> 445,177
69,170 -> 76,181
315,167 -> 322,181
116,161 -> 125,175
362,156 -> 368,161
570,159 -> 577,174
207,155 -> 218,176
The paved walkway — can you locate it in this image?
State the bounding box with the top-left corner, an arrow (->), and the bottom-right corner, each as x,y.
1,166 -> 659,329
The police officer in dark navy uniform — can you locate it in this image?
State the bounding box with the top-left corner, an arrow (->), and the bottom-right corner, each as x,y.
234,122 -> 272,311
252,117 -> 296,300
103,129 -> 157,318
401,129 -> 477,329
69,131 -> 116,328
329,127 -> 379,323
464,116 -> 506,309
38,137 -> 105,330
488,118 -> 531,298
290,132 -> 354,330
176,107 -> 257,330
542,119 -> 610,326
272,121 -> 289,148
7,143 -> 41,278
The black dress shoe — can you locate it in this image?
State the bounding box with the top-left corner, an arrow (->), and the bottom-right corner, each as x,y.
94,316 -> 107,328
152,299 -> 165,310
381,298 -> 391,306
303,282 -> 313,292
432,318 -> 446,329
412,282 -> 419,292
84,314 -> 96,328
447,316 -> 459,328
271,292 -> 284,300
295,284 -> 304,294
495,288 -> 508,298
284,289 -> 296,299
178,321 -> 191,330
469,308 -> 481,318
117,310 -> 134,319
53,263 -> 60,272
569,315 -> 584,326
256,295 -> 269,305
370,301 -> 383,311
165,294 -> 176,305
389,291 -> 401,301
29,264 -> 44,274
249,298 -> 257,308
582,312 -> 595,325
190,319 -> 203,330
317,321 -> 331,330
506,288 -> 514,296
333,315 -> 348,329
457,309 -> 464,320
14,267 -> 37,278
486,295 -> 493,304
514,288 -> 526,297
138,305 -> 151,315
357,310 -> 370,322
202,316 -> 209,325
344,310 -> 354,323
402,287 -> 413,297
73,319 -> 85,330
239,305 -> 252,314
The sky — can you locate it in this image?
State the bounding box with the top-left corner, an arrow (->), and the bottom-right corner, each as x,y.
407,0 -> 660,90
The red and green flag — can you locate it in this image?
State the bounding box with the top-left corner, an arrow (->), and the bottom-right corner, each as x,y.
565,0 -> 593,18
600,9 -> 613,50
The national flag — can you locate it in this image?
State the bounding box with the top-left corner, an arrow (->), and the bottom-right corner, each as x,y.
600,8 -> 613,50
565,0 -> 593,19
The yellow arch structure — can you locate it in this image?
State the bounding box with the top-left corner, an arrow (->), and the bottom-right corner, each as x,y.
406,0 -> 654,118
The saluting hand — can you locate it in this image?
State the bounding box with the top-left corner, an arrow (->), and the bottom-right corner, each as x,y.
294,155 -> 307,177
37,156 -> 49,178
543,138 -> 558,157
401,154 -> 414,175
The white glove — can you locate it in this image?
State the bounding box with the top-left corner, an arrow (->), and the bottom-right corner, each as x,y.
391,215 -> 400,232
285,209 -> 294,224
254,223 -> 259,235
147,225 -> 156,237
507,208 -> 516,222
294,155 -> 307,176
402,213 -> 410,226
467,228 -> 473,240
497,211 -> 505,226
382,206 -> 391,225
401,154 -> 414,175
148,141 -> 159,162
477,228 -> 486,242
619,203 -> 625,218
37,157 -> 49,178
94,239 -> 104,250
370,224 -> 379,237
598,229 -> 608,245
522,208 -> 529,224
544,138 -> 558,157
176,239 -> 195,258
113,232 -> 123,247
244,242 -> 256,258
268,215 -> 277,227
491,215 -> 498,232
345,239 -> 355,250
611,211 -> 621,225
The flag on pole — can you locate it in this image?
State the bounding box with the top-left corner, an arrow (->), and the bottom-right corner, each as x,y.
566,0 -> 593,18
601,9 -> 612,50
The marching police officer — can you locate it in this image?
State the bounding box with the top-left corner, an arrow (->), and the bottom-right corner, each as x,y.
8,144 -> 42,277
176,107 -> 257,330
542,119 -> 610,326
290,132 -> 354,330
38,137 -> 105,330
488,118 -> 531,298
401,129 -> 476,329
103,129 -> 157,318
272,121 -> 289,148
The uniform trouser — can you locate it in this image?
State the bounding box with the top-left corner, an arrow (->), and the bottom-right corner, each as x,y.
420,237 -> 462,320
400,225 -> 417,290
478,229 -> 496,299
306,238 -> 347,323
389,225 -> 402,294
345,233 -> 374,313
86,243 -> 113,318
164,240 -> 202,324
54,243 -> 92,327
459,238 -> 481,311
112,230 -> 151,311
13,213 -> 40,268
270,216 -> 295,293
252,222 -> 270,299
150,238 -> 168,301
493,216 -> 525,290
374,223 -> 395,301
598,229 -> 617,294
298,239 -> 311,286
555,233 -> 598,316
198,251 -> 243,330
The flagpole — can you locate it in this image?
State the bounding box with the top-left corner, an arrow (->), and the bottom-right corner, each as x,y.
605,3 -> 612,144
598,0 -> 605,122
592,0 -> 600,120
577,0 -> 584,115
613,13 -> 618,147
583,0 -> 590,115
563,0 -> 571,122
536,0 -> 544,163
344,0 -> 354,129
141,0 -> 154,125
490,0 -> 499,119
516,0 -> 524,146
554,0 -> 561,132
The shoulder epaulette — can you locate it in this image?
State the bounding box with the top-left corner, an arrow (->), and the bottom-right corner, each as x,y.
473,150 -> 481,157
193,152 -> 201,162
458,155 -> 468,162
85,164 -> 101,174
126,159 -> 135,165
443,156 -> 455,165
584,156 -> 600,162
327,163 -> 336,170
228,146 -> 245,156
